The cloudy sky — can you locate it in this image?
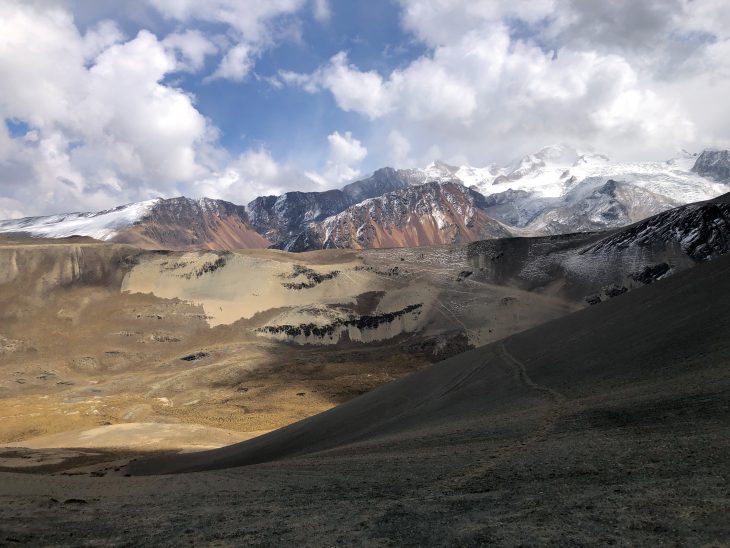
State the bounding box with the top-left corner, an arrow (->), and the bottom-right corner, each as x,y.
1,0 -> 729,217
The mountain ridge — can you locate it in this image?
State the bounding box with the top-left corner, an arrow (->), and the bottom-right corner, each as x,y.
1,146 -> 728,251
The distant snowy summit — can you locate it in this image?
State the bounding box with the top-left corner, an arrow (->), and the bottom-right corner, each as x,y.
1,146 -> 729,251
0,197 -> 269,250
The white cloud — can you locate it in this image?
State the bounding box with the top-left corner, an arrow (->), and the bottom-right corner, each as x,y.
208,43 -> 254,81
0,2 -> 214,215
312,0 -> 331,23
188,148 -> 316,204
82,20 -> 125,60
0,121 -> 12,162
318,131 -> 368,184
149,0 -> 306,81
284,0 -> 730,164
149,0 -> 305,42
163,29 -> 218,72
327,130 -> 367,165
398,0 -> 557,47
283,52 -> 393,119
385,130 -> 413,167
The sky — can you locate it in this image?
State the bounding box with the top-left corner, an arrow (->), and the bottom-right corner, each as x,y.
1,0 -> 729,218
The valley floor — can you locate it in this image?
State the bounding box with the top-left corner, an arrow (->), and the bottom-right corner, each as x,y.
1,255 -> 728,546
0,346 -> 725,546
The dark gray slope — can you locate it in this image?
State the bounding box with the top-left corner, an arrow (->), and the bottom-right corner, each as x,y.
129,247 -> 730,477
465,191 -> 730,302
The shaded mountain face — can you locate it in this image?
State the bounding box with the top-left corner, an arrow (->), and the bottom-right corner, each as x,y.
691,149 -> 730,182
466,192 -> 730,306
522,178 -> 685,235
246,167 -> 411,245
275,181 -> 512,251
0,197 -> 270,250
586,192 -> 730,260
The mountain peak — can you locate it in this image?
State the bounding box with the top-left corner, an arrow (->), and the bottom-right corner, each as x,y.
532,144 -> 580,164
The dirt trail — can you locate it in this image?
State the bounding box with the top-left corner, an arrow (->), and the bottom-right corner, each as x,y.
434,341 -> 569,495
497,341 -> 566,406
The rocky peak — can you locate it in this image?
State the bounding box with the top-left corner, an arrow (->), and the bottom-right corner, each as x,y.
691,149 -> 730,182
148,197 -> 247,222
246,169 -> 412,245
273,181 -> 512,251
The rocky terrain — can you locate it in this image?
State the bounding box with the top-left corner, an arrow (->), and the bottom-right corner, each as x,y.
0,231 -> 727,545
0,235 -> 578,452
691,148 -> 730,181
277,181 -> 512,250
269,146 -> 730,250
0,191 -> 729,544
112,197 -> 270,250
246,167 -> 412,246
2,192 -> 729,458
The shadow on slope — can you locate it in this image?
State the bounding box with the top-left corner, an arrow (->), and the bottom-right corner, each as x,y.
129,248 -> 730,475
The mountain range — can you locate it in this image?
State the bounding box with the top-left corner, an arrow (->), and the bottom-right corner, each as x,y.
1,145 -> 729,251
2,177 -> 729,545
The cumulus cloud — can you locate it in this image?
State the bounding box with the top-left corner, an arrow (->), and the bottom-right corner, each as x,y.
188,148 -> 315,203
149,0 -> 306,82
163,29 -> 218,72
82,19 -> 126,60
282,52 -> 393,119
0,0 -> 329,217
385,130 -> 413,167
0,2 -> 214,215
284,0 -> 730,164
208,43 -> 254,81
187,131 -> 366,204
149,0 -> 304,41
318,131 -> 368,184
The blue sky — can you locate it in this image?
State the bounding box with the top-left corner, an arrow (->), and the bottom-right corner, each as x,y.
0,0 -> 729,217
193,2 -> 424,167
82,0 -> 426,169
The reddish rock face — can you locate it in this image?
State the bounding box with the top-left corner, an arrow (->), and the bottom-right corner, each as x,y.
111,197 -> 270,250
284,181 -> 512,251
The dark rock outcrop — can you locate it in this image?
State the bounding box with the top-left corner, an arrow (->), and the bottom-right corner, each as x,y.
247,168 -> 411,247
587,193 -> 730,261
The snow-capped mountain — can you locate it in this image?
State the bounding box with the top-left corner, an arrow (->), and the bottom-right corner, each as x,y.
0,197 -> 270,250
406,145 -> 727,234
272,146 -> 729,251
273,181 -> 512,251
1,146 -> 728,252
0,199 -> 161,241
